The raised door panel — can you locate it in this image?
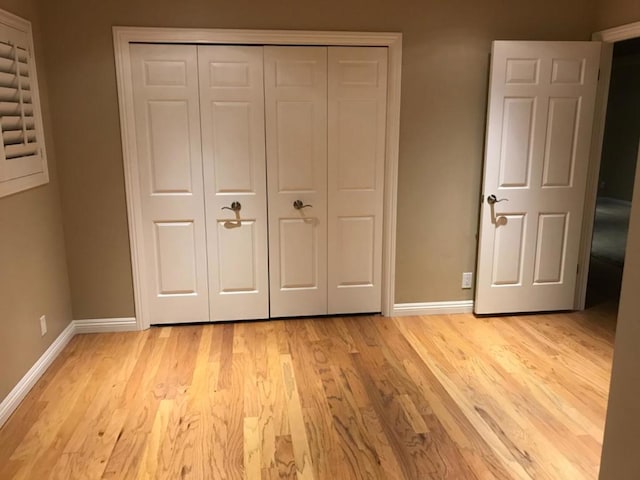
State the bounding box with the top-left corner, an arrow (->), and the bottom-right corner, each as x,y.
130,44 -> 209,324
279,219 -> 318,289
491,214 -> 526,286
198,45 -> 269,321
154,221 -> 198,294
265,46 -> 328,317
475,41 -> 600,314
327,47 -> 387,314
146,100 -> 192,193
533,213 -> 569,284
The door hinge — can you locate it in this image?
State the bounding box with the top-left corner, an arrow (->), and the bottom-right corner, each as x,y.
598,69 -> 601,81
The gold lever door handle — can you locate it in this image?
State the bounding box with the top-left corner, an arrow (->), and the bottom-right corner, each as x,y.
293,200 -> 312,210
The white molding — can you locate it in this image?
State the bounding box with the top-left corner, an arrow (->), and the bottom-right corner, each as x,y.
113,27 -> 402,327
593,21 -> 640,43
0,321 -> 75,428
393,301 -> 474,316
576,21 -> 640,310
73,317 -> 138,334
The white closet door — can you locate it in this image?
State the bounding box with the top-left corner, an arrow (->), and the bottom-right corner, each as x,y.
327,47 -> 387,314
264,46 -> 328,317
198,46 -> 269,321
130,44 -> 209,324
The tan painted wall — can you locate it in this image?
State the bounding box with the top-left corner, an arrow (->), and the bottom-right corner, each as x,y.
599,142 -> 640,480
37,0 -> 596,318
595,0 -> 640,31
595,3 -> 640,479
0,0 -> 72,400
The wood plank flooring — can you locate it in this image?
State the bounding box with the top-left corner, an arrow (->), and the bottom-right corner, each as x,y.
0,307 -> 615,479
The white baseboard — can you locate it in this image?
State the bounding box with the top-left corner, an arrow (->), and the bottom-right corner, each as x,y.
392,300 -> 474,316
73,317 -> 138,334
0,321 -> 76,428
0,317 -> 139,428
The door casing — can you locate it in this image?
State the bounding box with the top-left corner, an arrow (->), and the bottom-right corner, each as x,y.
575,21 -> 640,309
113,27 -> 403,330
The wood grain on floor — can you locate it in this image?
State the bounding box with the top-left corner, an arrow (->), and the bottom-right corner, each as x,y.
0,308 -> 615,479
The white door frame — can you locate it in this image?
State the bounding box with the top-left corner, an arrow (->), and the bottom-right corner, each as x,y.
575,21 -> 640,309
113,27 -> 403,330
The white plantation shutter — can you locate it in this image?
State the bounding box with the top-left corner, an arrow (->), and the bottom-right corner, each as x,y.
0,9 -> 48,198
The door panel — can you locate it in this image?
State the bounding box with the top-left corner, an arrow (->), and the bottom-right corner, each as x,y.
336,216 -> 375,286
216,220 -> 258,292
475,41 -> 600,314
198,45 -> 269,321
130,44 -> 209,324
491,214 -> 526,286
533,213 -> 568,284
542,98 -> 580,186
265,46 -> 328,317
276,101 -> 315,191
279,219 -> 318,289
327,47 -> 387,314
154,221 -> 198,294
146,101 -> 193,192
210,102 -> 254,192
499,98 -> 534,187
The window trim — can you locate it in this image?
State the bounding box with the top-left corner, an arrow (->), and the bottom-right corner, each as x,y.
0,8 -> 48,198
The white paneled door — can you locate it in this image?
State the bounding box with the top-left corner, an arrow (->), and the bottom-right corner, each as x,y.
130,43 -> 388,323
327,47 -> 388,314
264,47 -> 328,317
130,44 -> 210,324
475,41 -> 601,314
198,46 -> 269,321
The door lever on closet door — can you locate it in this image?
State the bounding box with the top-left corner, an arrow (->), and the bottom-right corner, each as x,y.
293,200 -> 312,210
222,201 -> 242,212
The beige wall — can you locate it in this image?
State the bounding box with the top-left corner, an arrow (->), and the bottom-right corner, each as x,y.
36,0 -> 596,318
594,2 -> 640,479
0,0 -> 72,400
595,0 -> 640,31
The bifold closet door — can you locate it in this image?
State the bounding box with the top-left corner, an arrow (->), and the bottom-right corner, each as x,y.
327,47 -> 388,314
264,47 -> 328,317
130,43 -> 387,323
198,46 -> 270,321
130,44 -> 210,324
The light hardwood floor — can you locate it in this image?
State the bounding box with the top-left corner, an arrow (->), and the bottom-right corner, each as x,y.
0,306 -> 615,479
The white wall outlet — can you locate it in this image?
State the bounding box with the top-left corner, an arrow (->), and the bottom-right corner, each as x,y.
39,315 -> 47,336
462,272 -> 473,289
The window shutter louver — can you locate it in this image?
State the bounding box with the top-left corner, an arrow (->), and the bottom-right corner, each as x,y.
0,9 -> 48,198
0,41 -> 39,160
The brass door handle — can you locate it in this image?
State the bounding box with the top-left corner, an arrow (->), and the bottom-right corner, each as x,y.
222,201 -> 241,212
293,200 -> 312,210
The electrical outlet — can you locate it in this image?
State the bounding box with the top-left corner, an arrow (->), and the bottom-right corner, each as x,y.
461,272 -> 473,289
39,315 -> 47,336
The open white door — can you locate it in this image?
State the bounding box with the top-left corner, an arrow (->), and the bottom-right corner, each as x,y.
475,41 -> 601,315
